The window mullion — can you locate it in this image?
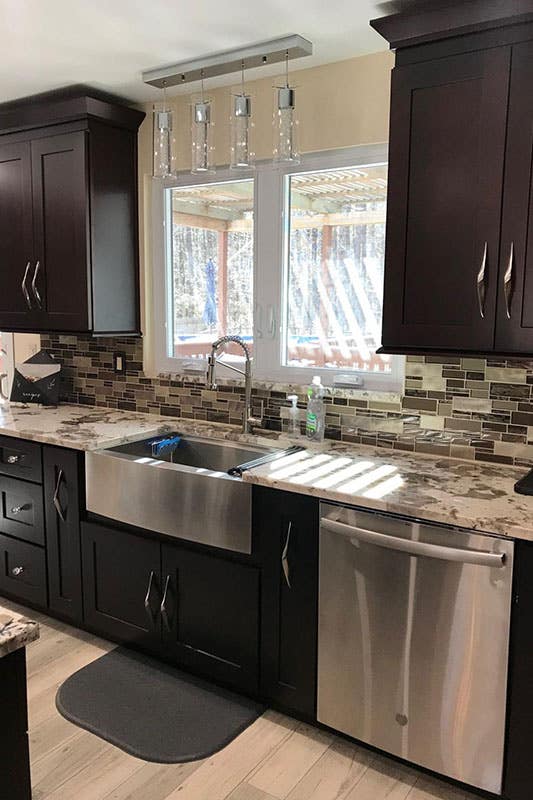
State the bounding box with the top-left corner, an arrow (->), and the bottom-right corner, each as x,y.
254,167 -> 284,381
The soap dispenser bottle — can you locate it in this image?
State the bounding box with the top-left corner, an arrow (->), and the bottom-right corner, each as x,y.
287,394 -> 300,437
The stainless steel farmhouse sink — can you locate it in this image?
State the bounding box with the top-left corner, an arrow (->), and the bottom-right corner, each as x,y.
85,434 -> 279,554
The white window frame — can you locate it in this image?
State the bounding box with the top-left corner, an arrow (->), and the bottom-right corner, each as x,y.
149,144 -> 403,391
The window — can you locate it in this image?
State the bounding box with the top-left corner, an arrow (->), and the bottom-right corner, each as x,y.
150,145 -> 402,390
167,180 -> 254,366
284,165 -> 387,373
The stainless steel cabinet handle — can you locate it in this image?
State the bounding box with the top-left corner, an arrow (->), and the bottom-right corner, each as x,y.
160,574 -> 171,631
144,570 -> 158,628
281,521 -> 292,589
11,566 -> 24,576
53,468 -> 67,522
31,261 -> 42,309
321,518 -> 505,568
21,262 -> 32,309
476,242 -> 487,318
504,243 -> 514,319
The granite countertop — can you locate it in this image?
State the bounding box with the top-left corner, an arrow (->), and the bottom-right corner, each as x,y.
241,441 -> 533,541
1,402 -> 533,542
0,403 -> 176,450
0,605 -> 39,657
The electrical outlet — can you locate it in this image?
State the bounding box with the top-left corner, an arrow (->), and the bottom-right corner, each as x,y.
113,352 -> 126,374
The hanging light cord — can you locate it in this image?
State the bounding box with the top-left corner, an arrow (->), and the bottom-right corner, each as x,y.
200,69 -> 205,103
285,49 -> 289,88
241,60 -> 245,97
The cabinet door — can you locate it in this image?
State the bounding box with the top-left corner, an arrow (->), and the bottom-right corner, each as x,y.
382,47 -> 510,351
257,487 -> 319,717
504,539 -> 533,800
31,132 -> 90,331
161,544 -> 260,693
44,446 -> 83,623
496,41 -> 533,353
0,141 -> 37,329
81,521 -> 161,649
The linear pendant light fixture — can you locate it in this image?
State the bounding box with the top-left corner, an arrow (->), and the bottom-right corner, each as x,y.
142,35 -> 312,89
230,61 -> 254,170
144,35 -> 312,175
274,51 -> 299,164
191,70 -> 215,174
153,81 -> 174,177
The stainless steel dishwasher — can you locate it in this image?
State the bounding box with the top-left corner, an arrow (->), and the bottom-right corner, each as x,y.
317,502 -> 514,794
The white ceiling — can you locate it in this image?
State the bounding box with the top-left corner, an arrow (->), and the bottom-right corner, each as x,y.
0,0 -> 389,104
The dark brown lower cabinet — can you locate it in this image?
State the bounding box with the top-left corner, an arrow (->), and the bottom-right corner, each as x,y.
504,539 -> 533,800
81,521 -> 162,651
257,487 -> 319,717
161,544 -> 260,694
44,446 -> 84,622
81,520 -> 260,693
0,648 -> 32,800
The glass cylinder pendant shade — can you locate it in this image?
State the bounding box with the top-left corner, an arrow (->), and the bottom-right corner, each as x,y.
191,100 -> 215,174
153,104 -> 176,178
230,94 -> 254,170
273,87 -> 300,164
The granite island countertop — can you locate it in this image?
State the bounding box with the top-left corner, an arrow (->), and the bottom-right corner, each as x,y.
1,403 -> 533,542
0,605 -> 39,657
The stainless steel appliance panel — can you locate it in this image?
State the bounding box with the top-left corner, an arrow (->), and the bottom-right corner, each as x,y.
317,502 -> 514,794
86,444 -> 255,554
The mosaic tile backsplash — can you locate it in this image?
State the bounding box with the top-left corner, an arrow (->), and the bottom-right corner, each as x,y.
41,334 -> 533,468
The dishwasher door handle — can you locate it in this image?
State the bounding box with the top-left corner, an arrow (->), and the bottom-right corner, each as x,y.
321,518 -> 505,568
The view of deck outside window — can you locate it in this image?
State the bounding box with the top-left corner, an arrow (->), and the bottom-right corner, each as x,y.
169,180 -> 254,363
283,164 -> 391,375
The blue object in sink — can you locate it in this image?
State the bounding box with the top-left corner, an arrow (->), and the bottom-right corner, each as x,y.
147,435 -> 182,458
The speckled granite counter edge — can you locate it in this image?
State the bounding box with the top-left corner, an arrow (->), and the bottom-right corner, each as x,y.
0,615 -> 39,658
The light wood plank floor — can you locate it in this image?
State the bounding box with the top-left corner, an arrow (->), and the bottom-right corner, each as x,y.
4,599 -> 480,800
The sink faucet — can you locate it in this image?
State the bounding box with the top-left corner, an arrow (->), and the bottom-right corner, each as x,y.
206,336 -> 261,434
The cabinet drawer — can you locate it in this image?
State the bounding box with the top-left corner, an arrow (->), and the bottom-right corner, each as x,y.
0,437 -> 42,483
0,533 -> 47,607
0,477 -> 44,546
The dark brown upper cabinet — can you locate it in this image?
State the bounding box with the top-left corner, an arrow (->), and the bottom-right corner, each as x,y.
371,3 -> 533,356
0,90 -> 144,335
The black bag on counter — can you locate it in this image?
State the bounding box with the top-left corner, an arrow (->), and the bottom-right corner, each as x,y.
10,350 -> 61,406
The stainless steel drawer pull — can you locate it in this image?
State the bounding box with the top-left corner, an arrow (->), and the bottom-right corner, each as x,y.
11,566 -> 24,576
281,521 -> 292,589
10,505 -> 29,515
21,262 -> 32,309
53,468 -> 67,522
504,242 -> 514,319
7,455 -> 20,464
160,574 -> 171,631
476,242 -> 487,318
321,518 -> 505,568
144,570 -> 157,628
31,261 -> 42,309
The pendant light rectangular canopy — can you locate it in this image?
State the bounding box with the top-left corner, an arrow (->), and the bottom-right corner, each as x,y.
142,34 -> 313,89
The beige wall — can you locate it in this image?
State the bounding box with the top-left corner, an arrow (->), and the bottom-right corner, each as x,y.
14,333 -> 40,362
138,50 -> 393,340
